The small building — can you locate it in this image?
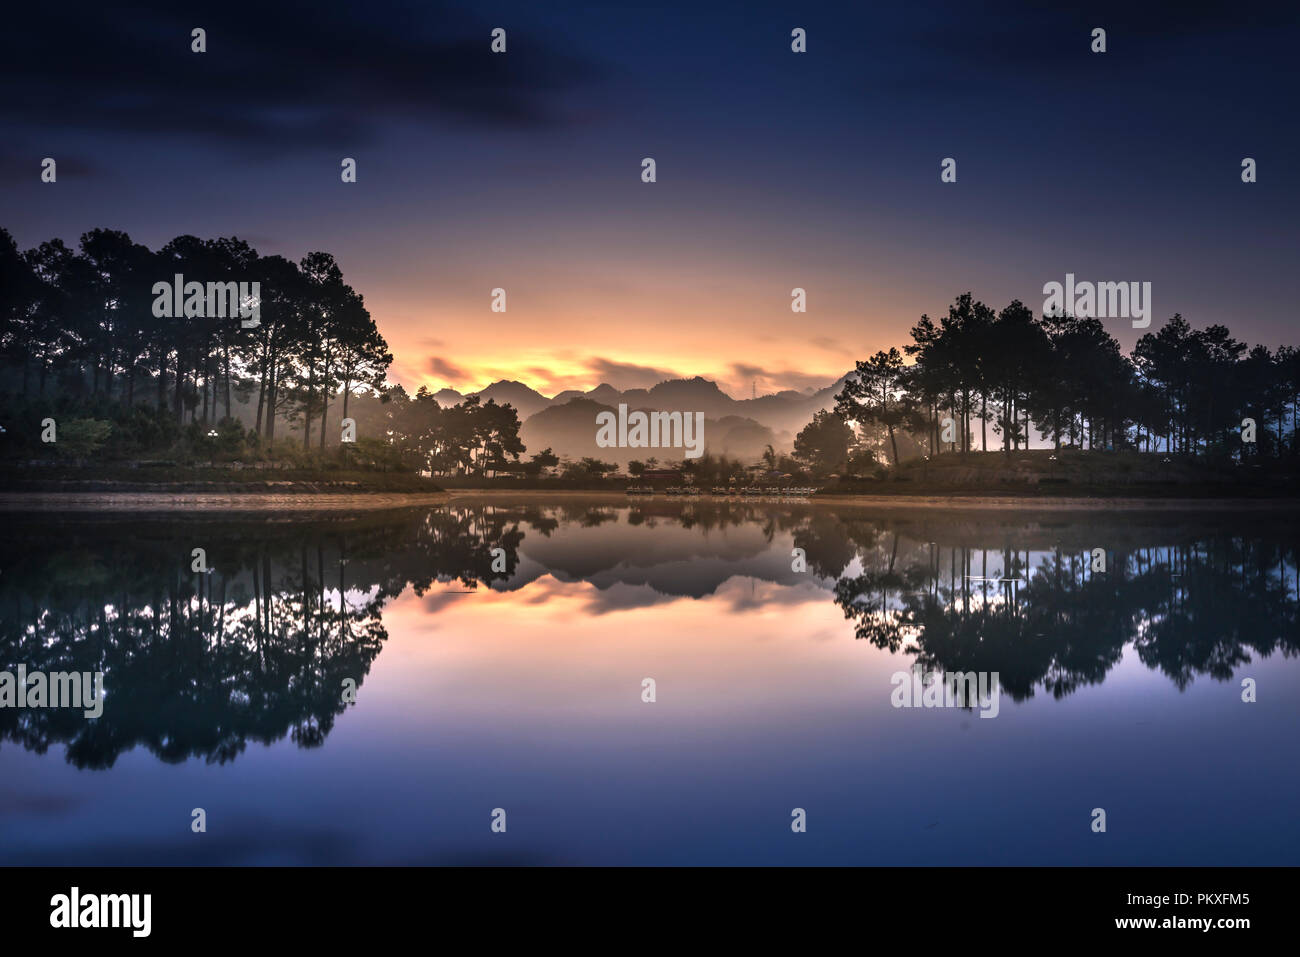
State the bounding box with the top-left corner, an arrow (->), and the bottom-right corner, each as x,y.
641,468 -> 683,484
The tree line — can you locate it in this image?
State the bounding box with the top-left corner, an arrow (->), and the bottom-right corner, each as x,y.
830,293 -> 1300,467
5,234 -> 1295,477
0,225 -> 396,447
0,226 -> 531,474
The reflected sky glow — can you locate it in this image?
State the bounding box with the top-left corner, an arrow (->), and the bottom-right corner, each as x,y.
1,500 -> 1297,864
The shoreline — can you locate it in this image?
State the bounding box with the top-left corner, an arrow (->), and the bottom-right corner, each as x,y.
447,489 -> 1300,511
0,491 -> 451,511
2,488 -> 1297,512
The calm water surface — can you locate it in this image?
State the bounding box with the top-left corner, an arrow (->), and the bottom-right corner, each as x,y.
1,498 -> 1297,865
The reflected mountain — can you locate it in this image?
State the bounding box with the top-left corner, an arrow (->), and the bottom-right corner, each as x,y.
2,501 -> 1296,767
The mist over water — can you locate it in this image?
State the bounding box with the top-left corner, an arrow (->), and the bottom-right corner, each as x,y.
1,500 -> 1297,865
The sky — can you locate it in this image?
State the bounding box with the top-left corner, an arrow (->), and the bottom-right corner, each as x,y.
2,0 -> 1296,398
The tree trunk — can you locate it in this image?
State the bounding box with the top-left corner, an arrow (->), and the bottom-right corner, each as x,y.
173,350 -> 184,422
266,357 -> 279,443
303,361 -> 315,449
255,356 -> 268,434
223,338 -> 233,420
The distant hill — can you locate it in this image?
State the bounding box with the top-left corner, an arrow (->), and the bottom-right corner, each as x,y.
433,379 -> 558,417
519,399 -> 613,461
433,373 -> 851,462
519,398 -> 784,466
735,376 -> 850,435
471,380 -> 553,420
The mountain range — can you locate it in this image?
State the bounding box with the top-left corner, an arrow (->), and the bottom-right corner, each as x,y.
433,375 -> 849,465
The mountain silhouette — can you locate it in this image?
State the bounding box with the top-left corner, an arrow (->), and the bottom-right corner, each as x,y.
519,398 -> 782,465
434,373 -> 851,461
468,380 -> 553,420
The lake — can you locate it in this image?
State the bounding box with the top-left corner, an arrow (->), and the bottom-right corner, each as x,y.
1,496 -> 1297,865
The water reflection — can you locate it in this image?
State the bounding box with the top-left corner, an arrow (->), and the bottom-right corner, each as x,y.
1,501 -> 1296,768
833,527 -> 1300,700
0,507 -> 525,768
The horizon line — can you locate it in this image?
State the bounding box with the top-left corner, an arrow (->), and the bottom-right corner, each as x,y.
419,374 -> 842,404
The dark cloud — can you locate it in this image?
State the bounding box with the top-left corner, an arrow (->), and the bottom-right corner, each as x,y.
729,363 -> 836,394
812,337 -> 846,353
584,357 -> 681,391
429,356 -> 467,381
906,0 -> 1295,86
0,1 -> 605,154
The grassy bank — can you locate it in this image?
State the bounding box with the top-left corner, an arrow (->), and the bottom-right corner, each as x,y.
0,464 -> 444,494
828,449 -> 1299,497
4,450 -> 1296,499
427,450 -> 1300,498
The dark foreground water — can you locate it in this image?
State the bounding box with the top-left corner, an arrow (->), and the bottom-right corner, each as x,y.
1,498 -> 1297,865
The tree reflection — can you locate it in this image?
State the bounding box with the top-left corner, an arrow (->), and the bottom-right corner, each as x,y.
0,507 -> 523,768
2,503 -> 1295,767
832,518 -> 1300,702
